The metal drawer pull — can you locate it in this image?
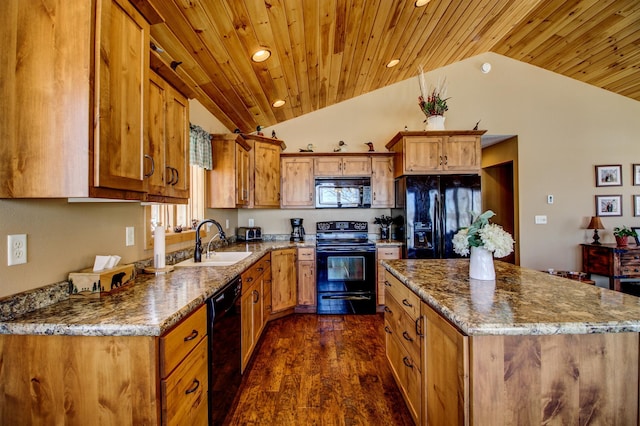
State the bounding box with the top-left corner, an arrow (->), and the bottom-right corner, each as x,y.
402,331 -> 413,342
402,299 -> 413,307
384,281 -> 392,287
185,379 -> 200,395
384,325 -> 393,334
403,356 -> 413,368
253,290 -> 259,303
415,317 -> 424,337
245,277 -> 253,283
184,330 -> 199,342
256,267 -> 264,272
384,306 -> 392,314
143,154 -> 155,178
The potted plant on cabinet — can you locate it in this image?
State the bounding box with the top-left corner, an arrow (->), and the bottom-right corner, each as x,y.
613,226 -> 637,246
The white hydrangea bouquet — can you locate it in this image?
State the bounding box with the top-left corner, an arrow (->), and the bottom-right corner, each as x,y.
452,210 -> 514,258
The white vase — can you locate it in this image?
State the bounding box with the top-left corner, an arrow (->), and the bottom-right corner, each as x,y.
469,246 -> 495,280
425,115 -> 445,130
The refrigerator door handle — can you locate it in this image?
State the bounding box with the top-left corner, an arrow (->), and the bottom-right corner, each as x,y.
434,193 -> 441,256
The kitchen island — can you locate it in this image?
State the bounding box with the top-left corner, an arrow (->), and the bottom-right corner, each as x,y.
382,259 -> 640,425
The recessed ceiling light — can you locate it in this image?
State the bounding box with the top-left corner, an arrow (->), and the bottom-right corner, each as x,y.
415,0 -> 430,6
252,49 -> 271,62
272,99 -> 285,108
386,59 -> 400,68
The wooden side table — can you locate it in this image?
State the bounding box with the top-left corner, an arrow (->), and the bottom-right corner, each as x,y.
581,243 -> 640,291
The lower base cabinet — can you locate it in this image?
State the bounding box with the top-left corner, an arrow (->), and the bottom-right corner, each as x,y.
0,304 -> 209,426
297,247 -> 316,311
241,254 -> 269,372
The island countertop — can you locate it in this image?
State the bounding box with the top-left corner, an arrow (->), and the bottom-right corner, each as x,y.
0,241 -> 311,337
382,259 -> 640,336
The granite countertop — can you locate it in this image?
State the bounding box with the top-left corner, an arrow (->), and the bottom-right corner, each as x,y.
382,259 -> 640,336
0,240 -> 313,337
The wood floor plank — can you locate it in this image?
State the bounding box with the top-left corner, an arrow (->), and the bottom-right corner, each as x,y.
226,314 -> 414,425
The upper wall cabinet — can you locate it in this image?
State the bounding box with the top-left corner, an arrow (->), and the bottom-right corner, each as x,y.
385,131 -> 486,178
207,134 -> 285,209
314,156 -> 372,177
145,71 -> 190,203
0,0 -> 152,199
280,157 -> 315,209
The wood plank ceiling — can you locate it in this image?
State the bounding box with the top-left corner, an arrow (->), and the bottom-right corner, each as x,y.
146,0 -> 640,132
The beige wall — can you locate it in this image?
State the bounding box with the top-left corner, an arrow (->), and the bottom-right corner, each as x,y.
266,52 -> 640,271
2,52 -> 639,298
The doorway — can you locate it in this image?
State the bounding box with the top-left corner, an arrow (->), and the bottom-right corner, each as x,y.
481,136 -> 519,265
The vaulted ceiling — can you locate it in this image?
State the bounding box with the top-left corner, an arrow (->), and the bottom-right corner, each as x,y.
144,0 -> 640,132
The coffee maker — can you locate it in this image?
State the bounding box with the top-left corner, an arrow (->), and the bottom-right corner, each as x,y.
290,218 -> 305,242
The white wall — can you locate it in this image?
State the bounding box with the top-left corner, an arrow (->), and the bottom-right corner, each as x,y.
266,52 -> 640,271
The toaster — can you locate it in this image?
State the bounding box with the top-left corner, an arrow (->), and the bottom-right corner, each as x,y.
236,226 -> 262,241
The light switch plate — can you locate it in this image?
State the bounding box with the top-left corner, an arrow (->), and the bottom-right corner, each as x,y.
535,215 -> 548,224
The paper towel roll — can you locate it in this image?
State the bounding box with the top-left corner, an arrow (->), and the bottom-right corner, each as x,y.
154,226 -> 166,269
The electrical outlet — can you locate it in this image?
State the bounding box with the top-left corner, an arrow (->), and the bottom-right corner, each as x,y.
7,234 -> 27,266
535,215 -> 548,224
225,219 -> 230,230
126,227 -> 135,246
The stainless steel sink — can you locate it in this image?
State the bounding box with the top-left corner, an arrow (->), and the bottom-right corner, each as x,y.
174,251 -> 253,267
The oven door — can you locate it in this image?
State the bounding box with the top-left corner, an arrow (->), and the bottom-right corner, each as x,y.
316,246 -> 376,314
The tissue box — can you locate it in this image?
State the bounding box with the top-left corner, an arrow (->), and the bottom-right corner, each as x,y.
69,264 -> 135,298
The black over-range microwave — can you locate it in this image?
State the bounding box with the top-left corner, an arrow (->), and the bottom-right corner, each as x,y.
315,177 -> 372,208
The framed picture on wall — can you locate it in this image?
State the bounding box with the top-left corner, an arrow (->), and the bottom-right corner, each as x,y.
634,195 -> 640,217
634,164 -> 640,186
633,227 -> 640,245
595,195 -> 622,216
595,165 -> 622,187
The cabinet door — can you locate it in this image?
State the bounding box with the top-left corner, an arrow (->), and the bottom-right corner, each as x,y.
236,144 -> 250,206
164,85 -> 189,199
146,72 -> 167,196
253,141 -> 281,207
94,0 -> 149,193
271,248 -> 297,313
281,157 -> 315,208
404,136 -> 442,173
297,260 -> 316,306
422,301 -> 469,425
342,156 -> 372,176
443,135 -> 480,172
371,156 -> 394,207
251,280 -> 264,347
241,279 -> 257,372
313,157 -> 343,176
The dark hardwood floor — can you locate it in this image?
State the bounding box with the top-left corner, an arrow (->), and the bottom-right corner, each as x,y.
226,313 -> 415,425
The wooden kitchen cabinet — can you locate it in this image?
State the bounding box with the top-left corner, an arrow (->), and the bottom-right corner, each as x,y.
384,271 -> 422,424
385,131 -> 485,177
251,138 -> 282,207
160,305 -> 209,426
581,243 -> 640,291
0,303 -> 209,425
207,134 -> 251,208
0,0 -> 151,199
146,71 -> 190,202
371,156 -> 395,208
376,246 -> 401,305
297,247 -> 316,311
271,248 -> 297,314
280,157 -> 315,208
240,254 -> 270,371
314,155 -> 372,176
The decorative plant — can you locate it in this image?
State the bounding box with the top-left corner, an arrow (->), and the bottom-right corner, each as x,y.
373,215 -> 394,227
452,210 -> 515,258
613,226 -> 637,237
418,66 -> 449,117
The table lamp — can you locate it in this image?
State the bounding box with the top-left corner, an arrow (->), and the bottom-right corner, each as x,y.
587,216 -> 604,245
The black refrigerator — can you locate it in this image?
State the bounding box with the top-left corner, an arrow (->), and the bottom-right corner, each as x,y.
391,175 -> 481,259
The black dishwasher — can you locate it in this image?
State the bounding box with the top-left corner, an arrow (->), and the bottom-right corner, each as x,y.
207,276 -> 242,425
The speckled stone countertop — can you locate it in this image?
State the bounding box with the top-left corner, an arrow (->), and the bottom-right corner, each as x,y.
0,241 -> 312,337
382,259 -> 640,336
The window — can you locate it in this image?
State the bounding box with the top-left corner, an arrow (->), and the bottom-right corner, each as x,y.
145,165 -> 206,248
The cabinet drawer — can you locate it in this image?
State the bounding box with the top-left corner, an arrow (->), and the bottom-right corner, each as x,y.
162,337 -> 209,426
385,293 -> 421,362
384,271 -> 420,320
621,265 -> 640,276
298,247 -> 316,261
241,254 -> 270,293
160,304 -> 207,377
621,252 -> 640,266
384,319 -> 421,424
377,246 -> 401,259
